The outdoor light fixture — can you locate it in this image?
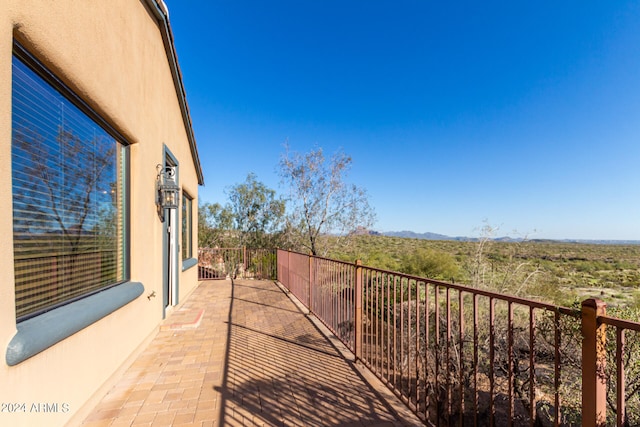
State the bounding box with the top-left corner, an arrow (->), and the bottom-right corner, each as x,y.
156,164 -> 179,222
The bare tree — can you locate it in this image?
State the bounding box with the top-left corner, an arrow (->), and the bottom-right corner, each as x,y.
279,146 -> 375,256
14,127 -> 116,248
467,222 -> 542,296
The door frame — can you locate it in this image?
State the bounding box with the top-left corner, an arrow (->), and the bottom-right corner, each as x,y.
162,147 -> 180,318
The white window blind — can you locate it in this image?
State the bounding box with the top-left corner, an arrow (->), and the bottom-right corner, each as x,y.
12,46 -> 128,321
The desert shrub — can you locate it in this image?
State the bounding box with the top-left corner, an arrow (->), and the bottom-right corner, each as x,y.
400,248 -> 459,281
324,234 -> 640,309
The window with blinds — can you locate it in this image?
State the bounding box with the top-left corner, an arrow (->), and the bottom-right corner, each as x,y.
182,193 -> 193,260
11,44 -> 129,321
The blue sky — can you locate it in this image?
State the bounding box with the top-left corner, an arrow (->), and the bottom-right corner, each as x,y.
165,1 -> 640,240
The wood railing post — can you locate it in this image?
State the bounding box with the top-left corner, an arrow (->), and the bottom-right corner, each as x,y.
355,260 -> 363,361
582,298 -> 607,427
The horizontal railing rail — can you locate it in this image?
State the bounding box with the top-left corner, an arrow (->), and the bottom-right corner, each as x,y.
275,249 -> 640,427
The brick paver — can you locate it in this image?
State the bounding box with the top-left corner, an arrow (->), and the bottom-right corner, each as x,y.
81,279 -> 422,426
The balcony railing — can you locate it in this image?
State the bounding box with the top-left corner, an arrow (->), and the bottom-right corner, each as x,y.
198,247 -> 276,280
200,247 -> 640,426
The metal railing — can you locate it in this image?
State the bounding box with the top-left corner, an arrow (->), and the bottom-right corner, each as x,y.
276,249 -> 640,427
196,247 -> 640,425
198,247 -> 276,280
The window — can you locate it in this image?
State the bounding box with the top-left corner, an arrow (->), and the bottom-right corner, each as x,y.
182,192 -> 193,260
11,44 -> 129,321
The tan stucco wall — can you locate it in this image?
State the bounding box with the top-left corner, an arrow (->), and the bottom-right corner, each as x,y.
0,1 -> 200,426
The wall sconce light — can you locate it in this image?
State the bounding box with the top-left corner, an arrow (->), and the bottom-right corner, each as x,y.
156,164 -> 179,222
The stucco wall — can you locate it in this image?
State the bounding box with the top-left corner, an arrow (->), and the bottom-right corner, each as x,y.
0,1 -> 200,426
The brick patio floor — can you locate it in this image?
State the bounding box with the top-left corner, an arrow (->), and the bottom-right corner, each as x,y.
80,279 -> 423,426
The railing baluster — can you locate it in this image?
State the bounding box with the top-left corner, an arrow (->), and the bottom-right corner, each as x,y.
459,290 -> 465,426
400,278 -> 407,399
374,271 -> 380,382
473,294 -> 479,427
435,284 -> 440,426
386,273 -> 391,385
508,301 -> 514,427
393,275 -> 398,393
554,309 -> 561,427
489,297 -> 495,426
424,282 -> 430,422
369,269 -> 375,369
617,327 -> 626,427
415,280 -> 421,412
446,287 -> 451,423
414,280 -> 419,409
309,254 -> 313,312
408,277 -> 414,406
332,262 -> 336,336
529,306 -> 536,427
355,260 -> 362,361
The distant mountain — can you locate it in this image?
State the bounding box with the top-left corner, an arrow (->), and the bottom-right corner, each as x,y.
554,239 -> 640,245
382,230 -> 460,241
353,226 -> 381,236
381,231 -> 640,245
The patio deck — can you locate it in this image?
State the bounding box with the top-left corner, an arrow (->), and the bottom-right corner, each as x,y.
80,278 -> 422,426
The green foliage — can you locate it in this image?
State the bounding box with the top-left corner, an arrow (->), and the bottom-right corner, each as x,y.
198,201 -> 235,248
363,251 -> 401,272
227,173 -> 286,248
399,248 -> 459,280
199,174 -> 286,248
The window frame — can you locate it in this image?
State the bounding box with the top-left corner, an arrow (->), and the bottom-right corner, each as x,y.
6,42 -> 141,366
11,42 -> 131,321
182,191 -> 193,261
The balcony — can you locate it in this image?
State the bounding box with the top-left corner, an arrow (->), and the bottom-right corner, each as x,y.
81,276 -> 420,426
82,248 -> 640,426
